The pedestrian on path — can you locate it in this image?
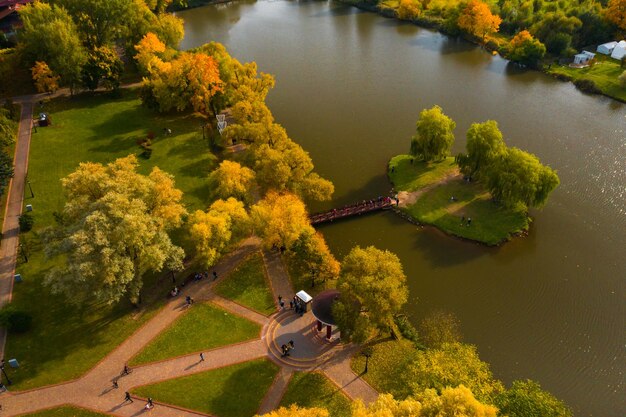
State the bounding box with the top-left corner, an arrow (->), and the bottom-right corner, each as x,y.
121,365 -> 131,375
200,352 -> 204,362
124,392 -> 133,403
112,379 -> 118,389
213,271 -> 218,280
288,340 -> 295,350
145,398 -> 154,410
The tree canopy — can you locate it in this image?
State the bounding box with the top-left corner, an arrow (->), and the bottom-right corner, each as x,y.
496,379 -> 572,417
410,105 -> 456,162
458,0 -> 502,42
334,246 -> 408,343
43,155 -> 186,304
457,120 -> 507,179
208,160 -> 256,203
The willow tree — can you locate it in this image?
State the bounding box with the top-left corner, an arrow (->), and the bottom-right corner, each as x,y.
410,105 -> 456,162
457,120 -> 507,180
44,155 -> 186,304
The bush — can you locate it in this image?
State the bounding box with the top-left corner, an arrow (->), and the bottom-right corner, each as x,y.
394,314 -> 424,348
19,213 -> 34,233
574,78 -> 601,95
0,306 -> 33,333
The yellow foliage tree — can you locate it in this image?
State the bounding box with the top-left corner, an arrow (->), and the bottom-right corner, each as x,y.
398,0 -> 422,20
606,0 -> 626,31
251,191 -> 313,250
189,197 -> 250,269
134,32 -> 167,74
256,404 -> 329,417
31,61 -> 60,94
458,0 -> 502,43
208,160 -> 256,202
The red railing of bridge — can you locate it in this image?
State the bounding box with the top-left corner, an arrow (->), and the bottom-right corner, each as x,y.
309,197 -> 397,225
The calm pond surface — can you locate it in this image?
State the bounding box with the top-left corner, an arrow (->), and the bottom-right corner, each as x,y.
178,2 -> 626,415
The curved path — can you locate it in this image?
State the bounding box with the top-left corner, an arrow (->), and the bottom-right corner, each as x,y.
0,238 -> 377,416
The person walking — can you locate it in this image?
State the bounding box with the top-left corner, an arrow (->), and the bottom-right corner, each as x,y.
112,380 -> 119,389
124,392 -> 133,403
213,271 -> 218,281
199,352 -> 204,362
122,365 -> 131,375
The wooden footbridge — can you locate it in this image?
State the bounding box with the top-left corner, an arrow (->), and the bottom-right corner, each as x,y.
309,197 -> 397,225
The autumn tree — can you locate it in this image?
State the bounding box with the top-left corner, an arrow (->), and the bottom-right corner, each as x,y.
456,120 -> 507,179
508,30 -> 546,67
410,105 -> 456,162
81,46 -> 124,91
351,388 -> 497,417
496,380 -> 572,417
208,160 -> 256,203
251,191 -> 313,250
334,246 -> 408,343
256,405 -> 328,417
405,342 -> 504,403
189,198 -> 250,269
43,155 -> 186,304
31,61 -> 60,94
290,229 -> 340,285
458,0 -> 502,43
397,0 -> 423,20
486,147 -> 560,208
606,0 -> 626,32
19,2 -> 87,92
134,32 -> 168,75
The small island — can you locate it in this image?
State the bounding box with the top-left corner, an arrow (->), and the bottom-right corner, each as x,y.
388,106 -> 559,246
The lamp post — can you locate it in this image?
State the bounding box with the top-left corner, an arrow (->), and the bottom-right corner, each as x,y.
201,122 -> 206,140
362,346 -> 373,374
27,180 -> 34,198
0,360 -> 12,385
19,243 -> 28,263
170,270 -> 176,284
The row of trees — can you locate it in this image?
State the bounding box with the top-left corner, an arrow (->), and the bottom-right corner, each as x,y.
383,0 -> 626,66
0,103 -> 16,199
17,0 -> 184,93
409,105 -> 559,209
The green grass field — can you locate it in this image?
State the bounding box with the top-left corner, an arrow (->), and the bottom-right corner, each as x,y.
130,302 -> 261,365
548,58 -> 626,102
280,372 -> 352,417
389,155 -> 529,245
214,252 -> 276,316
350,338 -> 419,400
5,90 -> 218,389
17,406 -> 111,417
132,359 -> 279,417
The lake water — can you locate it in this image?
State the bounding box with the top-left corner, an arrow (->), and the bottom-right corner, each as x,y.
178,2 -> 626,415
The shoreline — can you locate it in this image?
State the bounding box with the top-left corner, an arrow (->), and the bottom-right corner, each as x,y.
338,0 -> 626,104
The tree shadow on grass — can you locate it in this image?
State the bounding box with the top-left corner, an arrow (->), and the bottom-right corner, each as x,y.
177,157 -> 216,179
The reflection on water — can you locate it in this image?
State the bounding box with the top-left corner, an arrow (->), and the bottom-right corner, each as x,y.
179,2 -> 626,416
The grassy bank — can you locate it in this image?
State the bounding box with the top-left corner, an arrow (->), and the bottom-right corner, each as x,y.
18,406 -> 111,417
547,57 -> 626,102
389,155 -> 529,245
4,89 -> 217,389
280,372 -> 352,417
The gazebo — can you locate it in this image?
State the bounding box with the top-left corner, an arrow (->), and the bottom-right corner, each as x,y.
311,289 -> 341,340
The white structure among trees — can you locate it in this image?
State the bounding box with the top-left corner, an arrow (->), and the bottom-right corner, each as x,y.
597,41 -> 618,55
610,41 -> 626,60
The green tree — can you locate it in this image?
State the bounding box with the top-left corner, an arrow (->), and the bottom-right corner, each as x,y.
486,147 -> 560,208
410,105 -> 456,162
19,1 -> 87,92
0,110 -> 15,197
189,198 -> 250,269
290,229 -> 340,285
496,380 -> 572,417
43,155 -> 186,304
251,191 -> 313,250
406,342 -> 504,403
81,46 -> 123,91
457,120 -> 507,179
334,246 -> 408,343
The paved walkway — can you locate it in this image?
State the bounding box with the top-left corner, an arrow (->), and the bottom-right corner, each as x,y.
0,88 -> 378,416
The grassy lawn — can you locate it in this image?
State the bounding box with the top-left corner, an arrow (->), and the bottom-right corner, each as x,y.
389,155 -> 529,245
130,302 -> 261,365
351,338 -> 419,400
132,359 -> 279,417
17,406 -> 111,417
214,252 -> 275,316
388,155 -> 457,192
405,179 -> 529,245
547,57 -> 626,102
280,372 -> 352,417
5,89 -> 218,389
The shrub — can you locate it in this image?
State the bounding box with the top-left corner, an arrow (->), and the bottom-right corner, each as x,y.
574,78 -> 601,95
0,306 -> 33,333
19,213 -> 34,233
394,314 -> 424,348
